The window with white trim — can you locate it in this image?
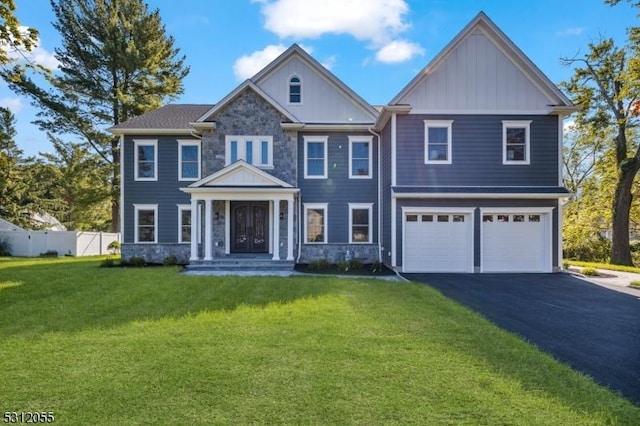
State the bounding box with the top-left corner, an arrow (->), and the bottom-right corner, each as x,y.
178,140 -> 200,181
502,120 -> 531,165
304,203 -> 327,243
134,140 -> 157,181
177,205 -> 191,243
424,120 -> 453,164
289,76 -> 302,103
349,136 -> 372,178
304,136 -> 328,178
134,204 -> 157,243
349,203 -> 372,244
225,136 -> 273,168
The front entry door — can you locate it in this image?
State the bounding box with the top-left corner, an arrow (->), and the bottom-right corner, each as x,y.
231,201 -> 269,253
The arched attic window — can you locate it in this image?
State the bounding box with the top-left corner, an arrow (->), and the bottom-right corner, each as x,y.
289,76 -> 301,104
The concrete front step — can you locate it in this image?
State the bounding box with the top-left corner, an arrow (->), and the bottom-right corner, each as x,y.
186,259 -> 295,271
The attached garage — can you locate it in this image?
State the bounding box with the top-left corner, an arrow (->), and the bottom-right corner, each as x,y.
402,208 -> 474,273
481,208 -> 552,272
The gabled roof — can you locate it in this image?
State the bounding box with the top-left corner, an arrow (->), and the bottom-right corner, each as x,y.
108,104 -> 213,135
389,11 -> 575,110
251,44 -> 379,121
186,160 -> 293,189
196,80 -> 299,123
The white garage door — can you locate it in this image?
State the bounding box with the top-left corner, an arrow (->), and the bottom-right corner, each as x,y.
481,212 -> 551,272
404,212 -> 473,273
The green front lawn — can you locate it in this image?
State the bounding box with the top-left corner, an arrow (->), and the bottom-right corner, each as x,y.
564,260 -> 640,274
1,257 -> 637,424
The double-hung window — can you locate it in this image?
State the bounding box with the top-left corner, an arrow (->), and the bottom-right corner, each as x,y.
424,120 -> 453,164
178,140 -> 200,181
177,205 -> 191,244
304,203 -> 327,243
134,204 -> 157,243
304,136 -> 328,178
349,203 -> 372,243
349,136 -> 372,178
225,136 -> 273,168
134,140 -> 158,181
502,120 -> 531,165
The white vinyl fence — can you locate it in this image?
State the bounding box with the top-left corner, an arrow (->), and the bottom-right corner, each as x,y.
0,231 -> 120,257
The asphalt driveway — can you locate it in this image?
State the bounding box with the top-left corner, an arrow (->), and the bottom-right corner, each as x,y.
403,273 -> 640,405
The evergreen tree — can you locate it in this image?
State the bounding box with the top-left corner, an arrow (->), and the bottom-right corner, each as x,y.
2,0 -> 189,232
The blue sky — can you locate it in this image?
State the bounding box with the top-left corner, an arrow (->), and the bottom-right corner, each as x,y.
4,0 -> 638,156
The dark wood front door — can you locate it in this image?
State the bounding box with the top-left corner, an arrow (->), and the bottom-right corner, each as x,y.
230,201 -> 269,253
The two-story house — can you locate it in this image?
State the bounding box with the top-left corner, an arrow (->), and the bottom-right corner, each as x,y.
109,12 -> 575,273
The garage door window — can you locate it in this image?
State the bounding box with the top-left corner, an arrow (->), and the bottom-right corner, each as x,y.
513,215 -> 525,222
483,215 -> 493,222
407,214 -> 418,222
421,215 -> 433,222
453,215 -> 465,222
529,215 -> 540,222
437,215 -> 449,222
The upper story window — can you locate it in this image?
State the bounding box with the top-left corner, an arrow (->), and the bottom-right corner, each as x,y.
502,120 -> 531,165
304,136 -> 328,179
134,204 -> 157,243
424,120 -> 453,164
289,76 -> 301,104
225,136 -> 273,168
349,136 -> 372,179
134,139 -> 158,181
178,140 -> 200,181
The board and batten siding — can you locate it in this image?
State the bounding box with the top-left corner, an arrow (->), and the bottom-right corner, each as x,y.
394,198 -> 559,269
257,57 -> 374,124
395,114 -> 559,187
297,132 -> 378,244
122,135 -> 194,244
399,29 -> 551,111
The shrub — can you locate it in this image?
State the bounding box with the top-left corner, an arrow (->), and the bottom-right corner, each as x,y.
581,267 -> 598,276
337,260 -> 349,272
348,258 -> 363,270
127,256 -> 146,267
163,255 -> 178,266
371,260 -> 383,273
629,281 -> 640,288
39,250 -> 58,258
100,258 -> 115,268
308,259 -> 330,271
107,240 -> 121,254
0,237 -> 12,256
562,261 -> 570,270
563,232 -> 610,263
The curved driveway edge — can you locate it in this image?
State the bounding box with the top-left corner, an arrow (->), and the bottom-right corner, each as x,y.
403,273 -> 640,405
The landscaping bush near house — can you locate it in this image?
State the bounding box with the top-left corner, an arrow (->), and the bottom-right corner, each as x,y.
349,258 -> 363,270
126,256 -> 146,267
337,260 -> 350,272
107,240 -> 121,254
100,257 -> 115,268
308,258 -> 330,270
563,232 -> 610,263
163,255 -> 178,266
39,250 -> 58,258
581,267 -> 598,276
0,237 -> 11,256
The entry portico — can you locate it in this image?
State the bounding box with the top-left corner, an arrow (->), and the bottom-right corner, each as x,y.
181,161 -> 298,262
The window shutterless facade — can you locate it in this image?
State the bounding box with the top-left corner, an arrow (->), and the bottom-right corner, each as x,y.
289,75 -> 302,104
349,203 -> 373,243
304,203 -> 328,243
134,140 -> 158,181
349,136 -> 372,178
178,140 -> 201,181
502,120 -> 531,165
134,204 -> 158,243
424,120 -> 453,164
177,205 -> 191,244
304,136 -> 328,178
225,136 -> 273,168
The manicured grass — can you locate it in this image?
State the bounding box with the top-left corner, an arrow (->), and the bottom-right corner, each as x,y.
1,257 -> 638,424
565,260 -> 640,274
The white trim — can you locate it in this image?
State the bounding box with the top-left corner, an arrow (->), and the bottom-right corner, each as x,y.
282,123 -> 374,131
409,109 -> 559,115
303,136 -> 328,179
177,204 -> 191,244
392,192 -> 569,199
288,74 -> 303,105
225,136 -> 273,168
479,207 -> 553,273
557,199 -> 563,270
303,203 -> 328,244
391,197 -> 397,266
502,120 -> 531,165
424,120 -> 453,165
391,113 -> 397,186
559,117 -> 564,187
110,128 -> 196,136
204,199 -> 213,261
119,134 -> 124,236
401,207 -> 475,273
225,201 -> 230,255
177,139 -> 201,181
287,197 -> 294,261
189,199 -> 199,261
348,136 -> 373,179
188,160 -> 292,189
272,200 -> 280,260
133,139 -> 158,181
348,203 -> 373,244
133,204 -> 158,244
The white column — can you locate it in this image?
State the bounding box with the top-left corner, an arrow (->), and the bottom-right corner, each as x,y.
189,198 -> 199,261
204,199 -> 213,261
272,199 -> 280,260
287,196 -> 294,260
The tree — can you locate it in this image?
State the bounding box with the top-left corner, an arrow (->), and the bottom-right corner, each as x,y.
0,0 -> 39,67
2,0 -> 189,232
561,34 -> 640,265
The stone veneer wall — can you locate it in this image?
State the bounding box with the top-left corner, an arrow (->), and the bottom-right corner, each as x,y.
122,243 -> 191,264
299,244 -> 379,264
201,89 -> 297,185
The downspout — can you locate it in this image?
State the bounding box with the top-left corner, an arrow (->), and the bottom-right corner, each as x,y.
296,193 -> 302,263
368,127 -> 382,263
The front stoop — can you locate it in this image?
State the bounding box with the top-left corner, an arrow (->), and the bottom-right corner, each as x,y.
186,255 -> 295,272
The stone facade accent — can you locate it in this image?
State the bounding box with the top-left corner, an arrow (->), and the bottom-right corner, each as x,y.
299,244 -> 379,264
122,243 -> 191,264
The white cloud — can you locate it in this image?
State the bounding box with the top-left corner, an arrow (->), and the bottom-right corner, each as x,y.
0,27 -> 59,70
375,39 -> 425,63
255,0 -> 423,63
556,27 -> 585,37
320,55 -> 336,70
0,97 -> 24,114
233,44 -> 288,80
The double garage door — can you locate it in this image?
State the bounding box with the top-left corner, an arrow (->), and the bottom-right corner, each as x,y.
403,209 -> 551,273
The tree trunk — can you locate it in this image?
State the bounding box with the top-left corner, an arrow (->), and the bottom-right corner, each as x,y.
611,164 -> 638,265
